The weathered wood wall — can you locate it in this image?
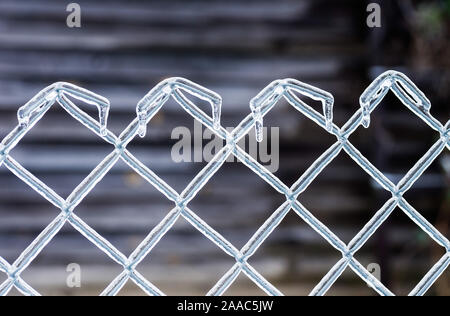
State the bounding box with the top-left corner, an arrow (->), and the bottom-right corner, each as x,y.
0,0 -> 447,296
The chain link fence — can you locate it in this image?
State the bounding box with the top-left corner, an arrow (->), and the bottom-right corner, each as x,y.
0,70 -> 448,296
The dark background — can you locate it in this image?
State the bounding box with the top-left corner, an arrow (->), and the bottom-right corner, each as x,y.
0,0 -> 448,295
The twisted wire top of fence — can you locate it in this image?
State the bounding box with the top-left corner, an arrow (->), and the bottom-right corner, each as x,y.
0,70 -> 448,296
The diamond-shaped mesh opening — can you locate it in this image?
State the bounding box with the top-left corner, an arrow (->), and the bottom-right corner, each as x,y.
6,103 -> 114,198
324,268 -> 379,296
354,208 -> 447,296
297,153 -> 392,244
136,217 -> 235,296
332,96 -> 362,128
188,161 -> 286,249
126,96 -> 213,192
20,223 -> 123,296
74,160 -> 175,256
217,86 -> 254,128
247,212 -> 342,295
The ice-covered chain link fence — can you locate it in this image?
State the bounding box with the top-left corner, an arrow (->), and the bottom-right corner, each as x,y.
0,71 -> 448,296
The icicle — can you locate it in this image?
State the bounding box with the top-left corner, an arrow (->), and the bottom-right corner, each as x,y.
360,71 -> 395,128
136,80 -> 173,138
249,80 -> 285,142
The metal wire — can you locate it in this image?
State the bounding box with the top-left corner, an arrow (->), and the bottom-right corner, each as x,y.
0,72 -> 448,296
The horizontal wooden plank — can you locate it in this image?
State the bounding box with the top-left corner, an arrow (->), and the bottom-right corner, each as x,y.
0,53 -> 351,84
0,27 -> 360,52
0,0 -> 358,25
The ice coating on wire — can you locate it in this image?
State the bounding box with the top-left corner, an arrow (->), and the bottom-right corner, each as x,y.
249,79 -> 334,142
136,77 -> 222,138
17,84 -> 58,128
360,70 -> 431,128
57,83 -> 110,136
0,72 -> 448,296
17,82 -> 110,136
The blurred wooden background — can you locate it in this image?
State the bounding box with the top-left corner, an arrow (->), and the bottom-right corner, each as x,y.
0,0 -> 448,296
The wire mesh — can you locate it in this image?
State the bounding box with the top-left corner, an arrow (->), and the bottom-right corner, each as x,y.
0,72 -> 448,296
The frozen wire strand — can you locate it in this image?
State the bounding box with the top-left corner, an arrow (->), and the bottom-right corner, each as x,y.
0,72 -> 448,296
